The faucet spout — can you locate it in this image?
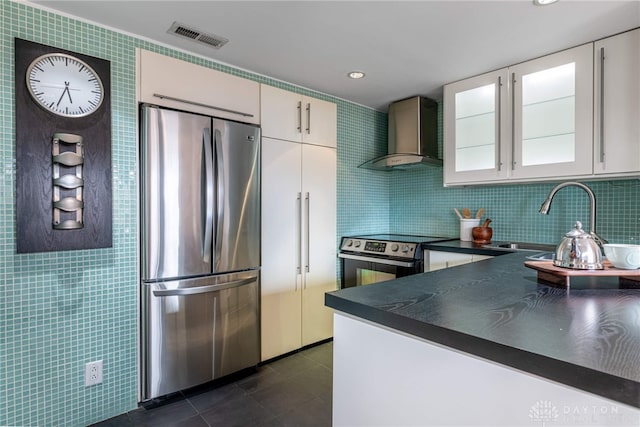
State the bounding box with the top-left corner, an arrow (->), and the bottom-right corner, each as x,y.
539,181 -> 607,247
538,198 -> 552,215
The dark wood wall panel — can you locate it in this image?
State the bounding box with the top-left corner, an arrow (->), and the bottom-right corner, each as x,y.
15,38 -> 112,253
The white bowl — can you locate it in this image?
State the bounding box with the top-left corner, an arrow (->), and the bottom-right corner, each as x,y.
603,244 -> 640,269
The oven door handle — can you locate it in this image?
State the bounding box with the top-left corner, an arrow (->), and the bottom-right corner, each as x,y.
338,253 -> 416,268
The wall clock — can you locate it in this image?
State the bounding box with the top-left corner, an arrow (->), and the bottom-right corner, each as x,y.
15,38 -> 112,253
26,53 -> 104,118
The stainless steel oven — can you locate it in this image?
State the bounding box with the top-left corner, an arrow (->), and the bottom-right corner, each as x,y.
338,234 -> 453,288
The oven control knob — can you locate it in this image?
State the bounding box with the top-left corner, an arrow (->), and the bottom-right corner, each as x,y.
354,240 -> 361,248
346,239 -> 353,247
401,245 -> 410,253
391,244 -> 399,252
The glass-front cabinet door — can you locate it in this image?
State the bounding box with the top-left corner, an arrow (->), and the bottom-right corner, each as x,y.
444,69 -> 509,185
510,44 -> 593,180
445,43 -> 595,186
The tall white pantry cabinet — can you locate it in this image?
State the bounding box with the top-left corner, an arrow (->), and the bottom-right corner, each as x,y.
260,85 -> 337,361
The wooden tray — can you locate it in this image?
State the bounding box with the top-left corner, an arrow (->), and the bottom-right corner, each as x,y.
524,260 -> 640,288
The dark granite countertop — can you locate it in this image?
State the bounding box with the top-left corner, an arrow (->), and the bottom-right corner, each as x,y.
326,251 -> 640,408
421,239 -> 556,256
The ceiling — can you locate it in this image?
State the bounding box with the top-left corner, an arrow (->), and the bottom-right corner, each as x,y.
27,0 -> 640,111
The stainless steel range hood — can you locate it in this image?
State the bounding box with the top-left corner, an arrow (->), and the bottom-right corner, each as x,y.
359,96 -> 441,171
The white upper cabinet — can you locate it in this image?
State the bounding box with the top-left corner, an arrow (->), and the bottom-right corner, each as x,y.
442,36 -> 640,186
261,85 -> 337,148
594,29 -> 640,175
444,69 -> 509,184
510,43 -> 593,180
137,49 -> 260,124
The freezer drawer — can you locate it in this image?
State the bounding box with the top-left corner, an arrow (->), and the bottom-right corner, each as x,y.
142,271 -> 260,400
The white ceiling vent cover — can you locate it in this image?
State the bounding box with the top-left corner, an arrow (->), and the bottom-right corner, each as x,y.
167,21 -> 229,49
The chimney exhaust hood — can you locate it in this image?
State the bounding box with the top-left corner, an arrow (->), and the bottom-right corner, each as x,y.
359,96 -> 441,171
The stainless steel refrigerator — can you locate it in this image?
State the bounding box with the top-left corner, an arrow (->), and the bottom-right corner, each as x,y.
140,104 -> 260,401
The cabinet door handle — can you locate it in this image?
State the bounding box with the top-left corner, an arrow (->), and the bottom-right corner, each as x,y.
152,93 -> 254,117
306,103 -> 311,134
511,72 -> 516,170
304,192 -> 310,279
599,47 -> 606,163
297,101 -> 302,133
296,192 -> 302,278
497,76 -> 503,171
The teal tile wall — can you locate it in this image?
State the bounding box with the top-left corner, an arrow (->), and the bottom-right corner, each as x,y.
1,1 -> 138,426
0,1 -> 388,425
389,103 -> 640,245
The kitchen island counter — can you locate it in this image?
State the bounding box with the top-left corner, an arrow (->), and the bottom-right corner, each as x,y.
325,251 -> 640,412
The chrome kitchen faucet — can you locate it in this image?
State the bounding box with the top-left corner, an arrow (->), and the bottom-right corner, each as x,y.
539,181 -> 608,248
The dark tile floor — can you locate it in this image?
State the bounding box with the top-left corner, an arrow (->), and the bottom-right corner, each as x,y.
91,341 -> 333,427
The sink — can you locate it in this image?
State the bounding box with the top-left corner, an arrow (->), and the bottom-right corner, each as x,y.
482,241 -> 556,252
525,252 -> 556,261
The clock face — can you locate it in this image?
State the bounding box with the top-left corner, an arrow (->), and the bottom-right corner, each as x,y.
26,53 -> 104,118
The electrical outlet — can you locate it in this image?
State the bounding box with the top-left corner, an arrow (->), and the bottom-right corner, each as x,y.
84,360 -> 103,387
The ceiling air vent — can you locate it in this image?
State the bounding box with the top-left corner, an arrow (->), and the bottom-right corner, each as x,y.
167,21 -> 229,49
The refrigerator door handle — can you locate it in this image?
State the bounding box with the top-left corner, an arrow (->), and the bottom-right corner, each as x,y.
214,129 -> 225,269
202,128 -> 214,263
152,276 -> 256,297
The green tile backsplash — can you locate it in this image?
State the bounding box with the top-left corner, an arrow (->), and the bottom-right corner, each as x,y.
337,104 -> 389,236
1,1 -> 639,426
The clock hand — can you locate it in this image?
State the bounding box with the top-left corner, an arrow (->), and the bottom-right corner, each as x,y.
56,86 -> 67,107
56,83 -> 74,108
64,81 -> 73,104
38,83 -> 81,90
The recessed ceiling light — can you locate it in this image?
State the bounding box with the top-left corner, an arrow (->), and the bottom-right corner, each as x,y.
533,0 -> 559,5
347,71 -> 365,79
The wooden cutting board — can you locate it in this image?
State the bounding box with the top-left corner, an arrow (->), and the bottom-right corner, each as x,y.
524,260 -> 640,288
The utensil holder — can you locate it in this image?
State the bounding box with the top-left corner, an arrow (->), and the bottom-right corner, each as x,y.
459,218 -> 480,242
